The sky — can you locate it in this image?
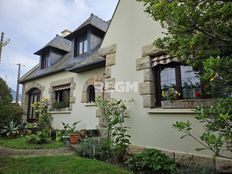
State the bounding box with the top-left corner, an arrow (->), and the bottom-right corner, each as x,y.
0,0 -> 118,93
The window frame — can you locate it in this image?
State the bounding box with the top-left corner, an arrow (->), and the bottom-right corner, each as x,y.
41,52 -> 50,69
87,85 -> 95,103
74,33 -> 88,57
53,85 -> 71,109
154,62 -> 200,107
27,89 -> 41,122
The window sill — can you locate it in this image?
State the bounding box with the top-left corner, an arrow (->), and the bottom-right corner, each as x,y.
84,103 -> 96,107
49,108 -> 71,114
148,108 -> 195,114
161,99 -> 217,109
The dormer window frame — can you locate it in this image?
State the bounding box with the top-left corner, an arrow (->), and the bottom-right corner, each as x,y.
41,51 -> 50,69
74,32 -> 89,57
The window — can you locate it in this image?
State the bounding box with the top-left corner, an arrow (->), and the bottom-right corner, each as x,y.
27,88 -> 41,122
87,85 -> 95,103
155,63 -> 200,106
74,34 -> 88,57
41,53 -> 50,69
53,85 -> 70,109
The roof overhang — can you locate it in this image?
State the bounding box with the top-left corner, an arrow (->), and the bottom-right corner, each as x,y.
67,59 -> 105,73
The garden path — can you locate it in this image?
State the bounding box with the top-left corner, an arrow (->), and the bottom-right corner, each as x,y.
0,146 -> 75,157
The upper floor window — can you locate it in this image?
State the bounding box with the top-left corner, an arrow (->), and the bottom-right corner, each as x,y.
41,53 -> 50,69
74,34 -> 88,57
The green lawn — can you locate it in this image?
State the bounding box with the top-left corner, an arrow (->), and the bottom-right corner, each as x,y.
0,155 -> 132,174
0,137 -> 64,149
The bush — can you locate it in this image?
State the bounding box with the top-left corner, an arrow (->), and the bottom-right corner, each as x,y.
0,120 -> 21,137
127,149 -> 176,174
0,78 -> 23,129
76,138 -> 111,161
26,130 -> 49,144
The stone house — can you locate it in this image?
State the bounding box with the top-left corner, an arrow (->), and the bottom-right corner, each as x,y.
20,0 -> 232,169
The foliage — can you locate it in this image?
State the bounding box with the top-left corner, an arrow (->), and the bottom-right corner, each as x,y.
127,149 -> 176,174
95,97 -> 131,161
173,98 -> 232,159
76,138 -> 112,161
55,121 -> 81,142
138,0 -> 232,160
33,98 -> 53,131
0,120 -> 21,137
52,101 -> 68,109
162,86 -> 181,101
0,156 -> 132,174
26,130 -> 49,144
137,0 -> 232,78
0,77 -> 23,129
0,136 -> 63,149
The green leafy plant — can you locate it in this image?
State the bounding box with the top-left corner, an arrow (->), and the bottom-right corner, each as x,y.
173,98 -> 232,160
53,101 -> 68,109
0,78 -> 23,129
26,130 -> 49,144
76,138 -> 111,161
0,120 -> 21,137
127,149 -> 176,174
33,98 -> 53,131
95,97 -> 131,161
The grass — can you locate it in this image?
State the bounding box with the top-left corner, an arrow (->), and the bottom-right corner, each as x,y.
0,155 -> 132,174
0,137 -> 64,149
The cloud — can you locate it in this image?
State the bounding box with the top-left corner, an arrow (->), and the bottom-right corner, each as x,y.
0,0 -> 118,91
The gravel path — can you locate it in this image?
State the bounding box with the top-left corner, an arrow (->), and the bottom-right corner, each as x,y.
0,146 -> 75,157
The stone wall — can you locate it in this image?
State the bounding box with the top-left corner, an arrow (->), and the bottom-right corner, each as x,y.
97,43 -> 117,137
136,43 -> 164,108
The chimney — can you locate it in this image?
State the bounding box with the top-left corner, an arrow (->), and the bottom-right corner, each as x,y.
61,29 -> 72,37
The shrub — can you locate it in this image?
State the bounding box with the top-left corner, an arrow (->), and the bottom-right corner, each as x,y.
127,149 -> 176,174
26,130 -> 49,144
32,98 -> 52,131
0,120 -> 21,137
0,78 -> 23,129
76,138 -> 111,161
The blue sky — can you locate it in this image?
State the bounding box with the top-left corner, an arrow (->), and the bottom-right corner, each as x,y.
0,0 -> 118,93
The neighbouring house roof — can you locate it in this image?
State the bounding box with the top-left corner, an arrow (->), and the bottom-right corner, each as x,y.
34,35 -> 72,55
66,14 -> 109,39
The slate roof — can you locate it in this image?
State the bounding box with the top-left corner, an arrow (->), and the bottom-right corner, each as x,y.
66,14 -> 109,39
34,35 -> 72,55
19,14 -> 109,83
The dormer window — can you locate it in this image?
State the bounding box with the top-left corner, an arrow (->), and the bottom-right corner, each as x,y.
74,34 -> 88,57
41,53 -> 50,69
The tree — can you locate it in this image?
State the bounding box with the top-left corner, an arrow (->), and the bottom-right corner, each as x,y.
0,77 -> 23,129
138,0 -> 232,159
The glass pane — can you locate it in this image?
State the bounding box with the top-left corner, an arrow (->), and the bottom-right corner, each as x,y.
160,67 -> 176,100
79,42 -> 83,55
181,65 -> 201,99
84,40 -> 88,53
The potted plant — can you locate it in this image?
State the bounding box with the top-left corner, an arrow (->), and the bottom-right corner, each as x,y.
61,121 -> 81,144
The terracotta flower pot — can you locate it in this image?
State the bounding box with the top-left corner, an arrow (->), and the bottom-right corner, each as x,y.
69,133 -> 79,144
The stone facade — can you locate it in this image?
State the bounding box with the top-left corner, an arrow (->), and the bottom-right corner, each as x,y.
136,43 -> 162,108
96,44 -> 117,138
